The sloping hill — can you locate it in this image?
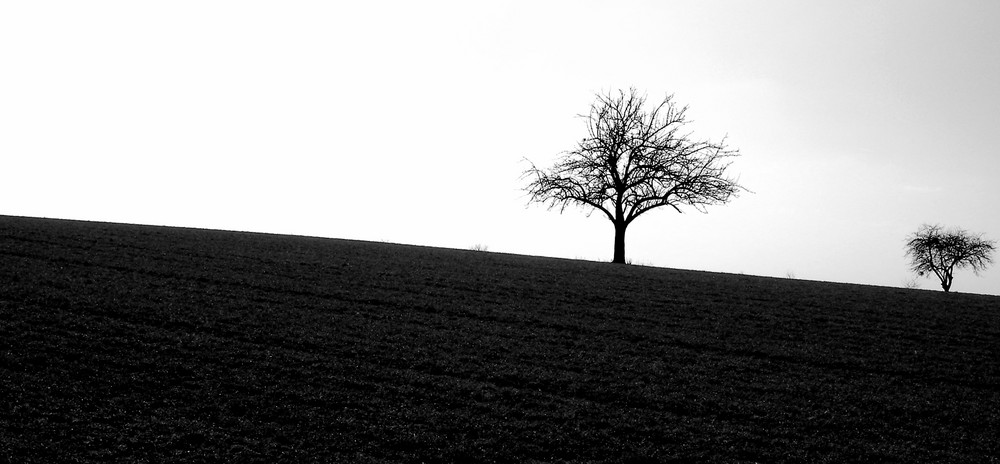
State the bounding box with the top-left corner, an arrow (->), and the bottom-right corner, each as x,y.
1,215 -> 998,463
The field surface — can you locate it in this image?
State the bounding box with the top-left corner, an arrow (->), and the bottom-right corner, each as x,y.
1,215 -> 998,463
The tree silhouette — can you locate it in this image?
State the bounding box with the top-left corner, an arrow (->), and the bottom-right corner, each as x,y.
523,88 -> 746,264
905,224 -> 996,292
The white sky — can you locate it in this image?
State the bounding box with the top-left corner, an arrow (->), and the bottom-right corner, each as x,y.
3,1 -> 1000,295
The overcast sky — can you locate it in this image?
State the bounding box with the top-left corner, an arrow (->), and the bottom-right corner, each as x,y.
3,1 -> 999,295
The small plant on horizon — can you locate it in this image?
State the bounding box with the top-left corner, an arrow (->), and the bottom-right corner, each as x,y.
904,224 -> 995,293
902,276 -> 921,290
523,88 -> 747,265
785,270 -> 796,279
470,244 -> 489,252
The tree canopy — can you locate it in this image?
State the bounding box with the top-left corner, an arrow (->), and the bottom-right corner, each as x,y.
905,224 -> 996,292
524,88 -> 745,263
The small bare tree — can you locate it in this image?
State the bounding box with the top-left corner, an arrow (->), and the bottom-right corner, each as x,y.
905,224 -> 996,292
523,88 -> 746,264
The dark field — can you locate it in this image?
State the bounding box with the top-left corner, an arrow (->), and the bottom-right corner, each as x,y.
1,215 -> 998,463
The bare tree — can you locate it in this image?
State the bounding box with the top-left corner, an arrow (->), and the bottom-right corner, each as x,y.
905,224 -> 996,292
523,88 -> 746,264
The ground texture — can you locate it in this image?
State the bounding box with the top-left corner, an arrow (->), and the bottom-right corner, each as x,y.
1,215 -> 998,463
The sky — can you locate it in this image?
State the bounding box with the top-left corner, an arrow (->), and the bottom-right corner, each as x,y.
3,1 -> 1000,295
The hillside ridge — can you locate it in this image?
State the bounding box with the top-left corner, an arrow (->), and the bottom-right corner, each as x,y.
4,214 -> 994,300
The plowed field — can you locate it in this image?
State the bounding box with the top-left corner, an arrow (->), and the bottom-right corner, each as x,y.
1,215 -> 997,463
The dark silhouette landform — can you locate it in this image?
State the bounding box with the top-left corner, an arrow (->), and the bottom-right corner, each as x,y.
2,215 -> 997,462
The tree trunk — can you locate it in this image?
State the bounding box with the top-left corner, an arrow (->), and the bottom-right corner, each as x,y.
612,221 -> 627,264
941,269 -> 953,292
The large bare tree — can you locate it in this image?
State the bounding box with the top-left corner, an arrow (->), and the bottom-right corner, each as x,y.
523,88 -> 746,264
905,224 -> 995,292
